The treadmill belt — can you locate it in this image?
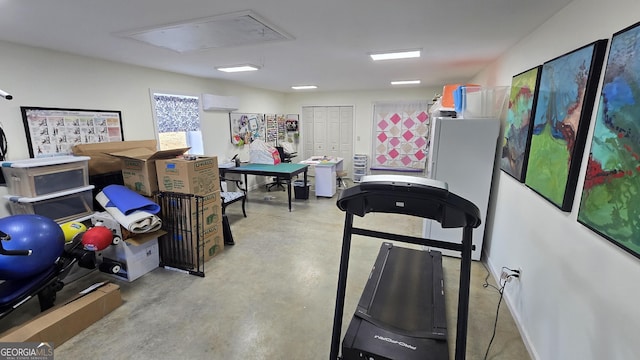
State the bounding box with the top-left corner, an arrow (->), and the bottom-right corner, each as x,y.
367,246 -> 435,333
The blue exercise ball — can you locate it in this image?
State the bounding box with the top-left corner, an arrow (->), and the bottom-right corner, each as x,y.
0,214 -> 65,280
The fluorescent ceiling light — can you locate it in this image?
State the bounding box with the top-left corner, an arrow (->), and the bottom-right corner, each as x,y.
216,65 -> 260,73
391,80 -> 421,85
370,50 -> 421,61
291,85 -> 318,90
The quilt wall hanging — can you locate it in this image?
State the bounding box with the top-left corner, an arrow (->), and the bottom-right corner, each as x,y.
371,100 -> 430,171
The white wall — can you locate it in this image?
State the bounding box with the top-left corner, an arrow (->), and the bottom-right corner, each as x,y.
478,0 -> 640,359
0,40 -> 285,216
284,87 -> 440,157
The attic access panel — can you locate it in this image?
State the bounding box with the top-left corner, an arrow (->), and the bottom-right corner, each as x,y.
119,10 -> 294,53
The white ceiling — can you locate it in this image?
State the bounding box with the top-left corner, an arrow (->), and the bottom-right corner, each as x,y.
0,0 -> 572,93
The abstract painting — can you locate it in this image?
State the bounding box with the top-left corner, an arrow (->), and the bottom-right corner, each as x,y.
524,40 -> 608,211
500,66 -> 542,182
578,22 -> 640,259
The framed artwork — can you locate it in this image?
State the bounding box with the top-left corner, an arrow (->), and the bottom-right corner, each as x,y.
229,112 -> 265,146
524,40 -> 608,211
20,107 -> 123,158
578,21 -> 640,259
500,66 -> 542,182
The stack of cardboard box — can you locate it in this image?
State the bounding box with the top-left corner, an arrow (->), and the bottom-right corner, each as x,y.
155,156 -> 224,263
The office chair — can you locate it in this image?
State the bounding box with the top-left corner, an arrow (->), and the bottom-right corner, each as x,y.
266,146 -> 293,192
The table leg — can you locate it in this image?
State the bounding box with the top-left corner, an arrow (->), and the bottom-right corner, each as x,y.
243,174 -> 248,201
287,179 -> 292,212
304,170 -> 308,200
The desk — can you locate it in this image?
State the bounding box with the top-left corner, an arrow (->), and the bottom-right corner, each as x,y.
219,163 -> 309,212
299,157 -> 344,197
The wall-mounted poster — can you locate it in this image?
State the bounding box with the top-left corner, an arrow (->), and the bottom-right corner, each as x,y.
264,114 -> 286,145
285,114 -> 299,143
500,66 -> 542,182
20,107 -> 124,158
229,113 -> 265,146
524,40 -> 608,211
578,21 -> 640,259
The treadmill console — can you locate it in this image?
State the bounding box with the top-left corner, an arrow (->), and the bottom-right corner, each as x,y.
359,175 -> 448,195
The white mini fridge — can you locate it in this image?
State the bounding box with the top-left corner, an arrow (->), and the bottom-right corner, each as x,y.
422,117 -> 500,260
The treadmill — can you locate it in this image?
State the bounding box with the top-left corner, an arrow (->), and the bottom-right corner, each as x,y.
330,175 -> 481,360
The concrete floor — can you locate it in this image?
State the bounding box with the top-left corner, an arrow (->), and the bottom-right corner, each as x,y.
1,183 -> 530,359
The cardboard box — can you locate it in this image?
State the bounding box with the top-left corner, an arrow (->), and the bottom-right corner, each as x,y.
201,220 -> 224,262
0,282 -> 122,346
185,191 -> 222,233
72,140 -> 158,176
100,230 -> 165,282
156,156 -> 220,195
160,221 -> 224,265
108,147 -> 189,196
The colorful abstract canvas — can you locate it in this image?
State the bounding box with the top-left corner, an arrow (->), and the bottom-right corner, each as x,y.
500,66 -> 542,182
578,22 -> 640,259
524,40 -> 608,211
372,101 -> 430,171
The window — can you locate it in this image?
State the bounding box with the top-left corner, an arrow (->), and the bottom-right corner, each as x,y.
151,93 -> 203,154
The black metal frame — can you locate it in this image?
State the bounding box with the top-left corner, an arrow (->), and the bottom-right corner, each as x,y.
155,192 -> 205,277
329,175 -> 481,360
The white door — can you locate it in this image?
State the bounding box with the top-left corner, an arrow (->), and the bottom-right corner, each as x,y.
302,105 -> 355,183
339,106 -> 354,175
313,107 -> 327,155
302,107 -> 314,162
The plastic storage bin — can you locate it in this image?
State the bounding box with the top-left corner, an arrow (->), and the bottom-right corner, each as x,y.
457,86 -> 509,119
1,156 -> 90,197
5,185 -> 95,223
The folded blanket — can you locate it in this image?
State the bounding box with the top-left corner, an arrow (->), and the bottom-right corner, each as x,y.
101,184 -> 160,215
96,191 -> 162,233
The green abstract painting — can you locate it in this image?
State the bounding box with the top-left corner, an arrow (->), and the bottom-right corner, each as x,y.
525,40 -> 608,211
501,66 -> 542,182
578,22 -> 640,259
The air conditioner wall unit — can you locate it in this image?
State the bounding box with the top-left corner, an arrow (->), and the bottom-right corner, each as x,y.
202,94 -> 240,111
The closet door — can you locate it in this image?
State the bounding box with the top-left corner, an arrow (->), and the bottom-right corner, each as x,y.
326,107 -> 341,158
338,106 -> 354,174
302,106 -> 314,161
313,107 -> 327,155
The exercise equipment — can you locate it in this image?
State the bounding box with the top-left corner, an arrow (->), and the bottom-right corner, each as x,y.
0,214 -> 65,280
330,175 -> 481,360
0,214 -> 99,320
61,221 -> 87,243
81,225 -> 116,251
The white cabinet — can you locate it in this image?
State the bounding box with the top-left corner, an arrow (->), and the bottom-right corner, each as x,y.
422,117 -> 499,260
353,154 -> 368,183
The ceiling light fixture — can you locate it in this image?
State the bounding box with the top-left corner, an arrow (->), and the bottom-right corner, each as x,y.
370,49 -> 421,61
216,65 -> 260,73
291,85 -> 318,90
391,80 -> 421,85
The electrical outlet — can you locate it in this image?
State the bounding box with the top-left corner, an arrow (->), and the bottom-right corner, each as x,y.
500,269 -> 510,281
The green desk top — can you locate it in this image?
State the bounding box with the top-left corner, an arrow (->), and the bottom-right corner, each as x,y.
239,163 -> 307,172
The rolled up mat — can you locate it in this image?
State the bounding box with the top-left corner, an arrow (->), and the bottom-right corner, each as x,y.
95,191 -> 162,233
101,184 -> 160,215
